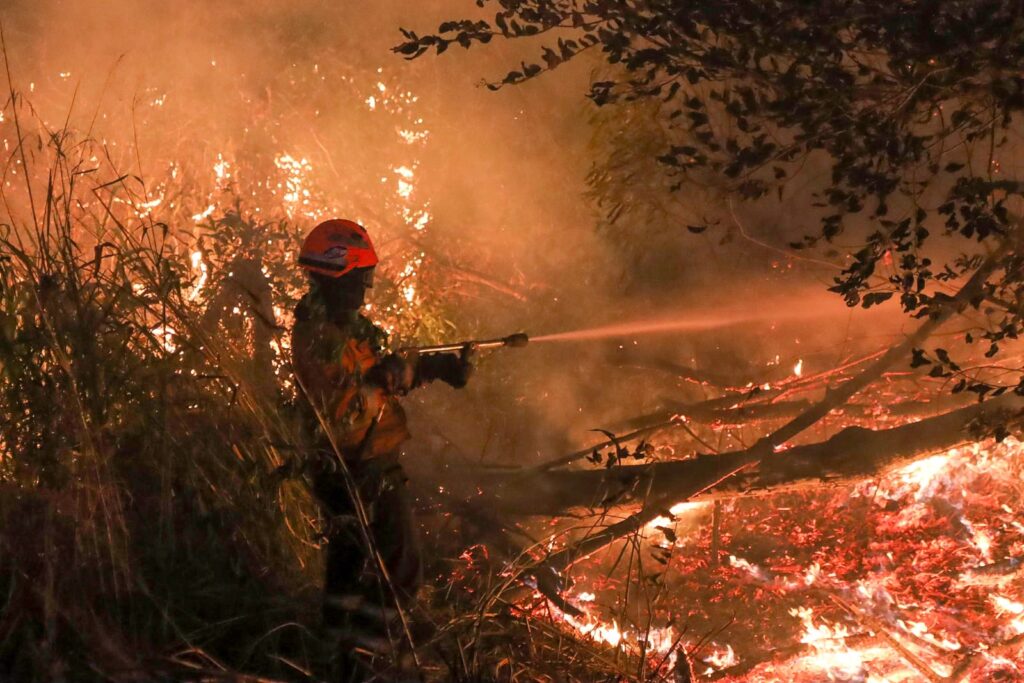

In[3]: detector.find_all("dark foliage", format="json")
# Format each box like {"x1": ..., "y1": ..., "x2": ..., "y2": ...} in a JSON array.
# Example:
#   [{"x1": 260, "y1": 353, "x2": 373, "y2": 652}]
[{"x1": 397, "y1": 0, "x2": 1024, "y2": 396}]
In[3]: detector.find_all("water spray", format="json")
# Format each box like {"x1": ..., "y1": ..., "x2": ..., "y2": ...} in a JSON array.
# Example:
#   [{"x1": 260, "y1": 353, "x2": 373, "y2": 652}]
[
  {"x1": 529, "y1": 304, "x2": 858, "y2": 345},
  {"x1": 403, "y1": 301, "x2": 863, "y2": 357},
  {"x1": 531, "y1": 314, "x2": 780, "y2": 344}
]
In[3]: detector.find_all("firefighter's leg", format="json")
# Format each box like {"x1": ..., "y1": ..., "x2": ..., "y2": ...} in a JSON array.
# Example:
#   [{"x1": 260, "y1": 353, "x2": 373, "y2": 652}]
[
  {"x1": 322, "y1": 521, "x2": 369, "y2": 632},
  {"x1": 319, "y1": 463, "x2": 394, "y2": 682},
  {"x1": 315, "y1": 458, "x2": 367, "y2": 633},
  {"x1": 371, "y1": 459, "x2": 423, "y2": 605},
  {"x1": 365, "y1": 459, "x2": 423, "y2": 677}
]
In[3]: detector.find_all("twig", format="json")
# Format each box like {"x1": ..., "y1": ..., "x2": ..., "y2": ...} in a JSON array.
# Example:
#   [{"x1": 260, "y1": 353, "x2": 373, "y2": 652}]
[{"x1": 526, "y1": 419, "x2": 683, "y2": 475}]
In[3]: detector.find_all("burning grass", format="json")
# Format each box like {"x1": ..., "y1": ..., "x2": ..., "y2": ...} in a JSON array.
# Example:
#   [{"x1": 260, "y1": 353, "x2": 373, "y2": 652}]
[{"x1": 0, "y1": 115, "x2": 327, "y2": 679}]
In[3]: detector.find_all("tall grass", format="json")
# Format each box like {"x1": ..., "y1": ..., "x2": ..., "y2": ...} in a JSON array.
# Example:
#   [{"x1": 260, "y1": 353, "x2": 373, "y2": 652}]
[{"x1": 0, "y1": 94, "x2": 330, "y2": 679}]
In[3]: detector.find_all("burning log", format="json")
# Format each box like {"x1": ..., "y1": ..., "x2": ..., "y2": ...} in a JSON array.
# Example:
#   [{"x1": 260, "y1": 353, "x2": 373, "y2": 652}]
[{"x1": 468, "y1": 393, "x2": 1024, "y2": 516}]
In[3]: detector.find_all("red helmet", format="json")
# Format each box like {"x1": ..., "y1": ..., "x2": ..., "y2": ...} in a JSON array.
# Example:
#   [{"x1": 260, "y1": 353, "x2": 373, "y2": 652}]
[{"x1": 298, "y1": 219, "x2": 379, "y2": 278}]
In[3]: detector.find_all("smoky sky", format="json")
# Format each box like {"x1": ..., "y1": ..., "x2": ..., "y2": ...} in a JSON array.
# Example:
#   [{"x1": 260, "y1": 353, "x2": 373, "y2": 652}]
[{"x1": 0, "y1": 0, "x2": 920, "y2": 467}]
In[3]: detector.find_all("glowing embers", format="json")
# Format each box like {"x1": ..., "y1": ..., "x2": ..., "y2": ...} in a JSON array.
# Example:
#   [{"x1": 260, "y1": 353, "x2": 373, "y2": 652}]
[{"x1": 538, "y1": 436, "x2": 1024, "y2": 681}]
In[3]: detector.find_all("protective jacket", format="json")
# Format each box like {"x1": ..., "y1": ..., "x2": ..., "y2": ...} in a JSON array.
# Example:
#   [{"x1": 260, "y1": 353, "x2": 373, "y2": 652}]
[{"x1": 291, "y1": 292, "x2": 412, "y2": 460}]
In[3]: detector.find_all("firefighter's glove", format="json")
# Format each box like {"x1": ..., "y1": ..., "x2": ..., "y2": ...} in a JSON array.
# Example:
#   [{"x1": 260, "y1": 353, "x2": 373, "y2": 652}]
[
  {"x1": 417, "y1": 343, "x2": 475, "y2": 388},
  {"x1": 366, "y1": 353, "x2": 416, "y2": 395}
]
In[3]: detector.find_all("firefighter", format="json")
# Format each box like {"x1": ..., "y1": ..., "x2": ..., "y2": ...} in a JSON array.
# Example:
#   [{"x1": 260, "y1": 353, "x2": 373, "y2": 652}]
[{"x1": 290, "y1": 219, "x2": 472, "y2": 665}]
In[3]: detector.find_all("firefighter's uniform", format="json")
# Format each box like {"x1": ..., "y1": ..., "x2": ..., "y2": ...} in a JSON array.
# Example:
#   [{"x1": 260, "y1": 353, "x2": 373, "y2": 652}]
[
  {"x1": 291, "y1": 219, "x2": 470, "y2": 676},
  {"x1": 292, "y1": 293, "x2": 421, "y2": 622}
]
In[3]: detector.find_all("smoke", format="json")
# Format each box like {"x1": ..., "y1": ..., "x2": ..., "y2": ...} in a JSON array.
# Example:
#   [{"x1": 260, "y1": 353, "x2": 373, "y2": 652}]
[{"x1": 0, "y1": 0, "x2": 915, "y2": 475}]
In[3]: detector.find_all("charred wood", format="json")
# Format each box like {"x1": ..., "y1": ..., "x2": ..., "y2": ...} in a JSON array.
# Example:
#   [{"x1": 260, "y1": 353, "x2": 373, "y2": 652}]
[{"x1": 469, "y1": 394, "x2": 1024, "y2": 516}]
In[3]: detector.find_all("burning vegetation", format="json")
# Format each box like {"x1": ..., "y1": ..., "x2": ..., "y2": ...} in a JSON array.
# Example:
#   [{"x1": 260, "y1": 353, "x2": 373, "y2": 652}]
[{"x1": 3, "y1": 1, "x2": 1024, "y2": 682}]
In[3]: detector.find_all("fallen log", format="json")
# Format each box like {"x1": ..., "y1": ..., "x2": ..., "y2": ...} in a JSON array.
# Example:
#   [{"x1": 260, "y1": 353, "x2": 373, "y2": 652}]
[{"x1": 465, "y1": 393, "x2": 1024, "y2": 516}]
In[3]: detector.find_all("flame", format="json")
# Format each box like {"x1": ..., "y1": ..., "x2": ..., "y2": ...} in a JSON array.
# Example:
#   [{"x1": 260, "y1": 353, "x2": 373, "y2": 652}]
[
  {"x1": 593, "y1": 621, "x2": 623, "y2": 648},
  {"x1": 212, "y1": 154, "x2": 231, "y2": 187},
  {"x1": 192, "y1": 203, "x2": 216, "y2": 223},
  {"x1": 703, "y1": 643, "x2": 738, "y2": 672},
  {"x1": 151, "y1": 325, "x2": 177, "y2": 353},
  {"x1": 403, "y1": 207, "x2": 431, "y2": 231},
  {"x1": 789, "y1": 606, "x2": 865, "y2": 680},
  {"x1": 961, "y1": 516, "x2": 995, "y2": 563},
  {"x1": 880, "y1": 451, "x2": 955, "y2": 502},
  {"x1": 393, "y1": 165, "x2": 419, "y2": 202},
  {"x1": 561, "y1": 612, "x2": 623, "y2": 648},
  {"x1": 794, "y1": 358, "x2": 804, "y2": 376},
  {"x1": 189, "y1": 250, "x2": 208, "y2": 301},
  {"x1": 646, "y1": 501, "x2": 708, "y2": 534},
  {"x1": 136, "y1": 190, "x2": 165, "y2": 218},
  {"x1": 897, "y1": 619, "x2": 962, "y2": 651},
  {"x1": 992, "y1": 595, "x2": 1024, "y2": 636},
  {"x1": 729, "y1": 555, "x2": 768, "y2": 581},
  {"x1": 402, "y1": 282, "x2": 417, "y2": 303},
  {"x1": 791, "y1": 606, "x2": 851, "y2": 644},
  {"x1": 398, "y1": 128, "x2": 428, "y2": 144},
  {"x1": 549, "y1": 592, "x2": 683, "y2": 669}
]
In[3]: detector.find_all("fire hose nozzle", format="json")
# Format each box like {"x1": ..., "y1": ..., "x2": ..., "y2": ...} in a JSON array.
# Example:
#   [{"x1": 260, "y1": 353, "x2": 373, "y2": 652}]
[
  {"x1": 502, "y1": 332, "x2": 530, "y2": 348},
  {"x1": 403, "y1": 332, "x2": 529, "y2": 356}
]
